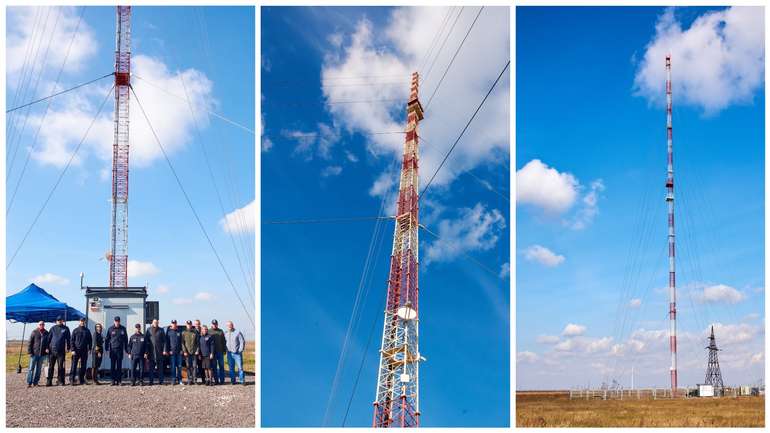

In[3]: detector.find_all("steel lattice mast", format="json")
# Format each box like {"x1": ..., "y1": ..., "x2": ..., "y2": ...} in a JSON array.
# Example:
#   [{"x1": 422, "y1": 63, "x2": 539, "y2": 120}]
[
  {"x1": 704, "y1": 326, "x2": 724, "y2": 391},
  {"x1": 373, "y1": 72, "x2": 424, "y2": 428},
  {"x1": 665, "y1": 54, "x2": 678, "y2": 393},
  {"x1": 109, "y1": 6, "x2": 131, "y2": 288}
]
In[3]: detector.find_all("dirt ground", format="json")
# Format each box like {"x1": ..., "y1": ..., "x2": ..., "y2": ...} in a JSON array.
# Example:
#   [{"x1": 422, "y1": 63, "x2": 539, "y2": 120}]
[
  {"x1": 6, "y1": 372, "x2": 255, "y2": 428},
  {"x1": 516, "y1": 391, "x2": 764, "y2": 427}
]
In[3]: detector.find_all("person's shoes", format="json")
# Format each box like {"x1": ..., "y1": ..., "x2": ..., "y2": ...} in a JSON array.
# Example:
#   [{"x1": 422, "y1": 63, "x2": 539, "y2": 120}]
[
  {"x1": 27, "y1": 384, "x2": 32, "y2": 388},
  {"x1": 140, "y1": 382, "x2": 144, "y2": 386},
  {"x1": 242, "y1": 381, "x2": 247, "y2": 385},
  {"x1": 231, "y1": 381, "x2": 236, "y2": 385},
  {"x1": 46, "y1": 381, "x2": 52, "y2": 387},
  {"x1": 71, "y1": 382, "x2": 76, "y2": 386},
  {"x1": 131, "y1": 382, "x2": 136, "y2": 387},
  {"x1": 111, "y1": 382, "x2": 117, "y2": 386},
  {"x1": 172, "y1": 381, "x2": 177, "y2": 386}
]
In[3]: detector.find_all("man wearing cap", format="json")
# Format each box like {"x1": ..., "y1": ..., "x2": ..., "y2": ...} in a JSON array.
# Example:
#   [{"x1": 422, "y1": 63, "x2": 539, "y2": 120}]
[
  {"x1": 128, "y1": 324, "x2": 147, "y2": 386},
  {"x1": 69, "y1": 317, "x2": 92, "y2": 385},
  {"x1": 26, "y1": 321, "x2": 49, "y2": 388},
  {"x1": 165, "y1": 320, "x2": 183, "y2": 385},
  {"x1": 225, "y1": 321, "x2": 246, "y2": 385},
  {"x1": 104, "y1": 316, "x2": 128, "y2": 385},
  {"x1": 144, "y1": 319, "x2": 166, "y2": 385},
  {"x1": 46, "y1": 316, "x2": 70, "y2": 386},
  {"x1": 209, "y1": 319, "x2": 226, "y2": 385},
  {"x1": 181, "y1": 320, "x2": 200, "y2": 385}
]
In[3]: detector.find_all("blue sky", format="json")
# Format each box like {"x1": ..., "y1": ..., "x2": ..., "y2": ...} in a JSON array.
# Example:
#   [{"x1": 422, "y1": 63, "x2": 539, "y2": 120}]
[
  {"x1": 6, "y1": 6, "x2": 255, "y2": 338},
  {"x1": 517, "y1": 6, "x2": 764, "y2": 390},
  {"x1": 261, "y1": 6, "x2": 509, "y2": 427}
]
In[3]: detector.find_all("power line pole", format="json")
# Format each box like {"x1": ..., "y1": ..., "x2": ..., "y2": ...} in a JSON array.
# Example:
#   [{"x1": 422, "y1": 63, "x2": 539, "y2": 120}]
[
  {"x1": 704, "y1": 326, "x2": 725, "y2": 393},
  {"x1": 665, "y1": 54, "x2": 678, "y2": 395},
  {"x1": 372, "y1": 72, "x2": 424, "y2": 428},
  {"x1": 109, "y1": 6, "x2": 131, "y2": 288}
]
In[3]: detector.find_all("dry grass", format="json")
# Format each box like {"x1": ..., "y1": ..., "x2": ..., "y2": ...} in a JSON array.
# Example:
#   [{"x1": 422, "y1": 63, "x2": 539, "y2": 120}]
[
  {"x1": 516, "y1": 391, "x2": 765, "y2": 427},
  {"x1": 7, "y1": 340, "x2": 255, "y2": 374}
]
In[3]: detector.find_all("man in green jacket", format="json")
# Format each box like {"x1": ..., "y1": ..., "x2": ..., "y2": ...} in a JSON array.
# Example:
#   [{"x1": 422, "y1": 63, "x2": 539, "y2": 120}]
[
  {"x1": 208, "y1": 319, "x2": 227, "y2": 385},
  {"x1": 181, "y1": 321, "x2": 200, "y2": 385}
]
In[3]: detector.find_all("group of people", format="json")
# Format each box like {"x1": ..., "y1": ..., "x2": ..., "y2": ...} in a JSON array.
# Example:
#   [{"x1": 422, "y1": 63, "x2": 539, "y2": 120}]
[{"x1": 26, "y1": 316, "x2": 247, "y2": 387}]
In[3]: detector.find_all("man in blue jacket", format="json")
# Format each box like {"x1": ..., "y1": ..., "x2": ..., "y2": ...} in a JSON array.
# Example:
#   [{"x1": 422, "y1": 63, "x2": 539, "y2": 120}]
[
  {"x1": 128, "y1": 324, "x2": 147, "y2": 386},
  {"x1": 69, "y1": 317, "x2": 92, "y2": 385},
  {"x1": 165, "y1": 320, "x2": 183, "y2": 385},
  {"x1": 46, "y1": 316, "x2": 70, "y2": 386},
  {"x1": 104, "y1": 316, "x2": 128, "y2": 386}
]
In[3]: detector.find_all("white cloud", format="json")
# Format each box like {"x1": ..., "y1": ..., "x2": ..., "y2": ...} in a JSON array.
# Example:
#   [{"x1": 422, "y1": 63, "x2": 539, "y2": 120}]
[
  {"x1": 155, "y1": 284, "x2": 170, "y2": 294},
  {"x1": 523, "y1": 245, "x2": 565, "y2": 267},
  {"x1": 517, "y1": 351, "x2": 539, "y2": 363},
  {"x1": 516, "y1": 159, "x2": 578, "y2": 213},
  {"x1": 345, "y1": 150, "x2": 359, "y2": 162},
  {"x1": 30, "y1": 272, "x2": 69, "y2": 286},
  {"x1": 562, "y1": 323, "x2": 586, "y2": 337},
  {"x1": 425, "y1": 203, "x2": 506, "y2": 263},
  {"x1": 261, "y1": 136, "x2": 273, "y2": 152},
  {"x1": 709, "y1": 322, "x2": 759, "y2": 345},
  {"x1": 321, "y1": 165, "x2": 343, "y2": 177},
  {"x1": 28, "y1": 55, "x2": 216, "y2": 170},
  {"x1": 536, "y1": 335, "x2": 560, "y2": 345},
  {"x1": 567, "y1": 179, "x2": 605, "y2": 230},
  {"x1": 283, "y1": 122, "x2": 340, "y2": 160},
  {"x1": 194, "y1": 292, "x2": 213, "y2": 301},
  {"x1": 633, "y1": 7, "x2": 764, "y2": 114},
  {"x1": 695, "y1": 283, "x2": 746, "y2": 304},
  {"x1": 321, "y1": 7, "x2": 509, "y2": 192},
  {"x1": 629, "y1": 298, "x2": 642, "y2": 308},
  {"x1": 499, "y1": 262, "x2": 510, "y2": 279},
  {"x1": 172, "y1": 298, "x2": 192, "y2": 305},
  {"x1": 127, "y1": 260, "x2": 159, "y2": 278},
  {"x1": 7, "y1": 7, "x2": 98, "y2": 86},
  {"x1": 750, "y1": 352, "x2": 763, "y2": 365},
  {"x1": 220, "y1": 200, "x2": 255, "y2": 234}
]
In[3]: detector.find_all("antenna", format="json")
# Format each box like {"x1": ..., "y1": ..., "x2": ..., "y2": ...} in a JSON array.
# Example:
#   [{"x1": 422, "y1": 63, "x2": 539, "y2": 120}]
[{"x1": 665, "y1": 54, "x2": 678, "y2": 394}]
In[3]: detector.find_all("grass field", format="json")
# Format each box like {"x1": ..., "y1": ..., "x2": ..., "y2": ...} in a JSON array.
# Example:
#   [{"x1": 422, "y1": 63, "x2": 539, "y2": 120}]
[
  {"x1": 516, "y1": 391, "x2": 765, "y2": 427},
  {"x1": 6, "y1": 340, "x2": 255, "y2": 374}
]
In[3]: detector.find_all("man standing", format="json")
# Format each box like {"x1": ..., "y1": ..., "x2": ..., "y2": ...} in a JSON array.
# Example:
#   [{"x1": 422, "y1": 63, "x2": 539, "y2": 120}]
[
  {"x1": 145, "y1": 319, "x2": 166, "y2": 385},
  {"x1": 69, "y1": 317, "x2": 92, "y2": 385},
  {"x1": 91, "y1": 323, "x2": 104, "y2": 385},
  {"x1": 209, "y1": 319, "x2": 226, "y2": 385},
  {"x1": 225, "y1": 321, "x2": 246, "y2": 385},
  {"x1": 26, "y1": 321, "x2": 49, "y2": 388},
  {"x1": 128, "y1": 324, "x2": 147, "y2": 386},
  {"x1": 181, "y1": 321, "x2": 199, "y2": 385},
  {"x1": 193, "y1": 319, "x2": 204, "y2": 382},
  {"x1": 104, "y1": 316, "x2": 128, "y2": 386},
  {"x1": 165, "y1": 320, "x2": 183, "y2": 385},
  {"x1": 46, "y1": 316, "x2": 70, "y2": 386}
]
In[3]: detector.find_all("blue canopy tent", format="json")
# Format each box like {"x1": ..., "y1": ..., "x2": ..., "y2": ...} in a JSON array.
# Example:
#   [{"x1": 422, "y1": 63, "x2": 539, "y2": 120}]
[{"x1": 7, "y1": 283, "x2": 86, "y2": 372}]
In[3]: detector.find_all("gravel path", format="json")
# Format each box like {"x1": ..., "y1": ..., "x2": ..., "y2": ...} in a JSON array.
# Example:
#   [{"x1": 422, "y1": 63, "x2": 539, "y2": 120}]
[{"x1": 6, "y1": 373, "x2": 255, "y2": 427}]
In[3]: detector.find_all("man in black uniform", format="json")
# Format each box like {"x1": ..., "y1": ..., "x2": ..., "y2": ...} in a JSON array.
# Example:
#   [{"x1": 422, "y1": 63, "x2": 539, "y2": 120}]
[
  {"x1": 91, "y1": 323, "x2": 104, "y2": 384},
  {"x1": 46, "y1": 316, "x2": 70, "y2": 386},
  {"x1": 128, "y1": 324, "x2": 147, "y2": 386},
  {"x1": 69, "y1": 317, "x2": 92, "y2": 385},
  {"x1": 104, "y1": 316, "x2": 128, "y2": 386},
  {"x1": 144, "y1": 319, "x2": 166, "y2": 385}
]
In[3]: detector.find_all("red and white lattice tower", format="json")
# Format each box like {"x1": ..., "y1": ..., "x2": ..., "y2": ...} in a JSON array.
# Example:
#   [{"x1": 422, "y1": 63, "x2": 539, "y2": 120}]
[
  {"x1": 665, "y1": 54, "x2": 678, "y2": 393},
  {"x1": 109, "y1": 6, "x2": 131, "y2": 288},
  {"x1": 372, "y1": 72, "x2": 424, "y2": 428}
]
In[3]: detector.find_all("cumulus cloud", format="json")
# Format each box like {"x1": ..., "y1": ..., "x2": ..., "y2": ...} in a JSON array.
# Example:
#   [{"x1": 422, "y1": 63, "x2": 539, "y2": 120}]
[
  {"x1": 127, "y1": 260, "x2": 160, "y2": 278},
  {"x1": 283, "y1": 123, "x2": 340, "y2": 161},
  {"x1": 562, "y1": 323, "x2": 586, "y2": 337},
  {"x1": 425, "y1": 203, "x2": 506, "y2": 263},
  {"x1": 321, "y1": 7, "x2": 509, "y2": 192},
  {"x1": 554, "y1": 336, "x2": 613, "y2": 354},
  {"x1": 516, "y1": 159, "x2": 578, "y2": 213},
  {"x1": 499, "y1": 262, "x2": 510, "y2": 279},
  {"x1": 194, "y1": 292, "x2": 213, "y2": 301},
  {"x1": 220, "y1": 200, "x2": 255, "y2": 234},
  {"x1": 695, "y1": 283, "x2": 747, "y2": 304},
  {"x1": 536, "y1": 335, "x2": 560, "y2": 344},
  {"x1": 567, "y1": 179, "x2": 605, "y2": 230},
  {"x1": 633, "y1": 7, "x2": 765, "y2": 114},
  {"x1": 517, "y1": 351, "x2": 539, "y2": 363},
  {"x1": 321, "y1": 165, "x2": 343, "y2": 177},
  {"x1": 262, "y1": 136, "x2": 273, "y2": 152},
  {"x1": 709, "y1": 322, "x2": 760, "y2": 345},
  {"x1": 30, "y1": 272, "x2": 69, "y2": 286},
  {"x1": 523, "y1": 244, "x2": 565, "y2": 267}
]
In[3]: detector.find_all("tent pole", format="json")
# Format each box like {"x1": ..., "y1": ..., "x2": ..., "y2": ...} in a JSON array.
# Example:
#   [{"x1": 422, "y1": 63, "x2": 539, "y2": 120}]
[{"x1": 17, "y1": 322, "x2": 26, "y2": 373}]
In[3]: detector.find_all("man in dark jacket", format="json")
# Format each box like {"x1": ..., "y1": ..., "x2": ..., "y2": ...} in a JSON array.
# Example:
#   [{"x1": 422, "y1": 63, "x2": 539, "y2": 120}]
[
  {"x1": 104, "y1": 316, "x2": 128, "y2": 385},
  {"x1": 144, "y1": 319, "x2": 166, "y2": 385},
  {"x1": 181, "y1": 321, "x2": 199, "y2": 385},
  {"x1": 165, "y1": 320, "x2": 183, "y2": 385},
  {"x1": 209, "y1": 319, "x2": 227, "y2": 385},
  {"x1": 46, "y1": 316, "x2": 70, "y2": 386},
  {"x1": 128, "y1": 324, "x2": 147, "y2": 386},
  {"x1": 69, "y1": 317, "x2": 92, "y2": 385},
  {"x1": 26, "y1": 321, "x2": 48, "y2": 387},
  {"x1": 91, "y1": 323, "x2": 104, "y2": 385}
]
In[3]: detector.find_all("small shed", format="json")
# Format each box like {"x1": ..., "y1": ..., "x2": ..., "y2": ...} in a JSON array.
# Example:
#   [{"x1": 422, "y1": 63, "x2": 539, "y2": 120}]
[{"x1": 698, "y1": 384, "x2": 715, "y2": 397}]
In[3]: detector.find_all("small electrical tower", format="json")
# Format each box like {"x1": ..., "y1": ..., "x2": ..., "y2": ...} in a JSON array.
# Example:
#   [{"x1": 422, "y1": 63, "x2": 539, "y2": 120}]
[{"x1": 704, "y1": 326, "x2": 725, "y2": 393}]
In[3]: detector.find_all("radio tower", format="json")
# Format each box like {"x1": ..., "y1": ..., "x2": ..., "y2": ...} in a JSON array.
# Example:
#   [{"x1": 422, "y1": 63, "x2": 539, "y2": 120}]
[
  {"x1": 372, "y1": 72, "x2": 424, "y2": 428},
  {"x1": 704, "y1": 326, "x2": 725, "y2": 392},
  {"x1": 665, "y1": 54, "x2": 678, "y2": 394},
  {"x1": 108, "y1": 6, "x2": 131, "y2": 288}
]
